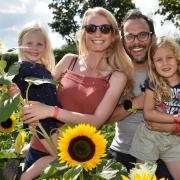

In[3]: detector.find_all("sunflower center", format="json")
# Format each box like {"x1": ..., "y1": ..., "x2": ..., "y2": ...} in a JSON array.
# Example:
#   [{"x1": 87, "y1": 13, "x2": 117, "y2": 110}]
[
  {"x1": 1, "y1": 118, "x2": 13, "y2": 128},
  {"x1": 68, "y1": 136, "x2": 95, "y2": 162}
]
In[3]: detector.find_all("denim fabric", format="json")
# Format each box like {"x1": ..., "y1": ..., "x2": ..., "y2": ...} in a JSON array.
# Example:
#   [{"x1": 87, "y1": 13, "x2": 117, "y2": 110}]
[{"x1": 23, "y1": 147, "x2": 49, "y2": 171}]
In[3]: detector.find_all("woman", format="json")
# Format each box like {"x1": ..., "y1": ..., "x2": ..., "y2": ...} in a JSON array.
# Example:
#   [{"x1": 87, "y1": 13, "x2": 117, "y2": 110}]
[
  {"x1": 22, "y1": 7, "x2": 133, "y2": 138},
  {"x1": 20, "y1": 8, "x2": 134, "y2": 178}
]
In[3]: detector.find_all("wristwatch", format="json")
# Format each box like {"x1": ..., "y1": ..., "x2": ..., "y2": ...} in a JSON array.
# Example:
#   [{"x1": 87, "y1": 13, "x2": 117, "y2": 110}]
[{"x1": 123, "y1": 99, "x2": 137, "y2": 113}]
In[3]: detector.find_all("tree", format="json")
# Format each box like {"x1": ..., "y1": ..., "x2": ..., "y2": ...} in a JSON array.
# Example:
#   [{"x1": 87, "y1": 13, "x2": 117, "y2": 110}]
[
  {"x1": 48, "y1": 0, "x2": 135, "y2": 44},
  {"x1": 155, "y1": 0, "x2": 180, "y2": 29}
]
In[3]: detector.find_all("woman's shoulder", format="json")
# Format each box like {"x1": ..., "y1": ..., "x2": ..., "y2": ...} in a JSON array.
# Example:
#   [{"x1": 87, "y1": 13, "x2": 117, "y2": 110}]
[
  {"x1": 62, "y1": 53, "x2": 78, "y2": 61},
  {"x1": 111, "y1": 70, "x2": 127, "y2": 80}
]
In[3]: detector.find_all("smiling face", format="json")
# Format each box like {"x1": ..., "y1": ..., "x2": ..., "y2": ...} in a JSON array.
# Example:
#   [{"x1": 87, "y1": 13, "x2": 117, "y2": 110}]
[
  {"x1": 153, "y1": 46, "x2": 178, "y2": 83},
  {"x1": 85, "y1": 14, "x2": 112, "y2": 53},
  {"x1": 123, "y1": 18, "x2": 153, "y2": 64},
  {"x1": 21, "y1": 30, "x2": 46, "y2": 63}
]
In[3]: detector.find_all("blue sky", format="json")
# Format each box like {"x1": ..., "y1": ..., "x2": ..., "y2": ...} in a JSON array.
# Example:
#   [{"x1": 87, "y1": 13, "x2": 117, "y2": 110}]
[{"x1": 0, "y1": 0, "x2": 179, "y2": 51}]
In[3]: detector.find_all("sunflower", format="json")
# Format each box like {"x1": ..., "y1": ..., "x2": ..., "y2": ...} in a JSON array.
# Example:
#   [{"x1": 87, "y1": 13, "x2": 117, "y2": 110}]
[
  {"x1": 0, "y1": 114, "x2": 16, "y2": 133},
  {"x1": 57, "y1": 124, "x2": 107, "y2": 171}
]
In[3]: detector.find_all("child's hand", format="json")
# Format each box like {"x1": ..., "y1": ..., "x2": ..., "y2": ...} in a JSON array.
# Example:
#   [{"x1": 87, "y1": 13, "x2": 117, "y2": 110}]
[{"x1": 8, "y1": 83, "x2": 21, "y2": 96}]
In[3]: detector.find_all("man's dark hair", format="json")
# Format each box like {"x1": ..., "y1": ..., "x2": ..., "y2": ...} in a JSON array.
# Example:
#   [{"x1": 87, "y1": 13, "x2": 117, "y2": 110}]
[{"x1": 120, "y1": 9, "x2": 155, "y2": 37}]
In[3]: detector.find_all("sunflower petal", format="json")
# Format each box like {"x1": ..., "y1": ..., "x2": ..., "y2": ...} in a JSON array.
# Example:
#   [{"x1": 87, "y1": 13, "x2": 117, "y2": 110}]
[{"x1": 15, "y1": 130, "x2": 26, "y2": 155}]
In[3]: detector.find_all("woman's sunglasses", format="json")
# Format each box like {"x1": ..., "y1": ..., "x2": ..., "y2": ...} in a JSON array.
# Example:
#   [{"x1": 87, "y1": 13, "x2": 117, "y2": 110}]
[{"x1": 84, "y1": 24, "x2": 112, "y2": 34}]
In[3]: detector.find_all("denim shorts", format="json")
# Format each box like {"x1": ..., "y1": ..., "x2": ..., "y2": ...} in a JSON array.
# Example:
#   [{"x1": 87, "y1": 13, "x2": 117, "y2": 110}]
[{"x1": 23, "y1": 147, "x2": 49, "y2": 171}]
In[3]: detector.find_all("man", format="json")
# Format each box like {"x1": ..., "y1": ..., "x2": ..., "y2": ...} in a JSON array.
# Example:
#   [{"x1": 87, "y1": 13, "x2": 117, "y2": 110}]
[{"x1": 108, "y1": 9, "x2": 173, "y2": 179}]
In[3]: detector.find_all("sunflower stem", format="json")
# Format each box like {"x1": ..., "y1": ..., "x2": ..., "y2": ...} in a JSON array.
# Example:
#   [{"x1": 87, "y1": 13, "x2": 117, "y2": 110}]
[
  {"x1": 25, "y1": 82, "x2": 32, "y2": 103},
  {"x1": 79, "y1": 171, "x2": 84, "y2": 180},
  {"x1": 37, "y1": 123, "x2": 57, "y2": 154}
]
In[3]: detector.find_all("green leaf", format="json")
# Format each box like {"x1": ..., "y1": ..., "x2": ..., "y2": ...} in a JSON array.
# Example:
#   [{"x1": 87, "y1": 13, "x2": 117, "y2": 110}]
[
  {"x1": 25, "y1": 77, "x2": 58, "y2": 86},
  {"x1": 0, "y1": 76, "x2": 11, "y2": 85},
  {"x1": 0, "y1": 59, "x2": 7, "y2": 74},
  {"x1": 63, "y1": 165, "x2": 83, "y2": 180},
  {"x1": 37, "y1": 159, "x2": 69, "y2": 180},
  {"x1": 7, "y1": 63, "x2": 20, "y2": 77},
  {"x1": 0, "y1": 152, "x2": 17, "y2": 159},
  {"x1": 95, "y1": 159, "x2": 127, "y2": 180},
  {"x1": 0, "y1": 94, "x2": 21, "y2": 122}
]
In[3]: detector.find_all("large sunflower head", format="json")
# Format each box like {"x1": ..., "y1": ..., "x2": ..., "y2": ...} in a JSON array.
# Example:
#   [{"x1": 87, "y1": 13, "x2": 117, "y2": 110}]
[
  {"x1": 57, "y1": 124, "x2": 107, "y2": 171},
  {"x1": 0, "y1": 114, "x2": 16, "y2": 133}
]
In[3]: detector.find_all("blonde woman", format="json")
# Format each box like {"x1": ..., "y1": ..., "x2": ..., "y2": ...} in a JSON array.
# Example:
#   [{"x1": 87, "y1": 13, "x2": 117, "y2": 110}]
[{"x1": 21, "y1": 7, "x2": 133, "y2": 179}]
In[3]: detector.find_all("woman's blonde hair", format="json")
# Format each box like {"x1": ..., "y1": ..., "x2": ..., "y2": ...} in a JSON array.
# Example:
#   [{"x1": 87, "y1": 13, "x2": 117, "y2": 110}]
[
  {"x1": 77, "y1": 7, "x2": 134, "y2": 97},
  {"x1": 148, "y1": 36, "x2": 180, "y2": 104},
  {"x1": 18, "y1": 22, "x2": 55, "y2": 72}
]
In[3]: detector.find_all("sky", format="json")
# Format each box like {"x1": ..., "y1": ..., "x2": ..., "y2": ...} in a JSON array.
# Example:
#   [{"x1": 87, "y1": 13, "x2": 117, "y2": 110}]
[{"x1": 0, "y1": 0, "x2": 179, "y2": 51}]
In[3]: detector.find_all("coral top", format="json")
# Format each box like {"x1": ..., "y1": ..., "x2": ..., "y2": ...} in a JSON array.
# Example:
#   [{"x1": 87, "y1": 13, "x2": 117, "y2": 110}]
[
  {"x1": 58, "y1": 70, "x2": 110, "y2": 114},
  {"x1": 31, "y1": 58, "x2": 110, "y2": 152}
]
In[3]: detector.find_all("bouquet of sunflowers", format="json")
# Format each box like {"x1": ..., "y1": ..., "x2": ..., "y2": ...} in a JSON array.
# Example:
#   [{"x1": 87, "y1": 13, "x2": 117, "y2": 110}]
[
  {"x1": 37, "y1": 123, "x2": 167, "y2": 180},
  {"x1": 38, "y1": 123, "x2": 128, "y2": 180}
]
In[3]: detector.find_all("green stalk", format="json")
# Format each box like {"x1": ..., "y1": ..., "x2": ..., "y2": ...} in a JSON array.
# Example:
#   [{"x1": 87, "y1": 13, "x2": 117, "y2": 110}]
[
  {"x1": 25, "y1": 82, "x2": 57, "y2": 154},
  {"x1": 37, "y1": 123, "x2": 57, "y2": 154},
  {"x1": 25, "y1": 82, "x2": 32, "y2": 103},
  {"x1": 79, "y1": 171, "x2": 84, "y2": 180}
]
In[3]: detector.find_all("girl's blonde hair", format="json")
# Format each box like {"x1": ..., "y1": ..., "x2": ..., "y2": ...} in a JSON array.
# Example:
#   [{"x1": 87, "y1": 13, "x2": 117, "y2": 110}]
[
  {"x1": 148, "y1": 36, "x2": 180, "y2": 104},
  {"x1": 18, "y1": 22, "x2": 55, "y2": 72},
  {"x1": 77, "y1": 7, "x2": 134, "y2": 97}
]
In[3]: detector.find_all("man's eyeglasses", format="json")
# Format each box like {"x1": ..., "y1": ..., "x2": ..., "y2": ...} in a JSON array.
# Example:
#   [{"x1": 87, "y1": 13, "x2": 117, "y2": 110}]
[
  {"x1": 84, "y1": 24, "x2": 112, "y2": 34},
  {"x1": 124, "y1": 32, "x2": 152, "y2": 42}
]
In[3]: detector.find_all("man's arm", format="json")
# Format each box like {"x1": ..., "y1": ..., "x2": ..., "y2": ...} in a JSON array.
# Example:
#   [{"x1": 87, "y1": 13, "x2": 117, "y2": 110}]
[{"x1": 108, "y1": 93, "x2": 144, "y2": 123}]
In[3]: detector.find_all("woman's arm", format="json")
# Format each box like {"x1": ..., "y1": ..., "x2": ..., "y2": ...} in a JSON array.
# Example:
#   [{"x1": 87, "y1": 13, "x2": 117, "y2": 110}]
[
  {"x1": 144, "y1": 89, "x2": 174, "y2": 123},
  {"x1": 21, "y1": 71, "x2": 127, "y2": 129}
]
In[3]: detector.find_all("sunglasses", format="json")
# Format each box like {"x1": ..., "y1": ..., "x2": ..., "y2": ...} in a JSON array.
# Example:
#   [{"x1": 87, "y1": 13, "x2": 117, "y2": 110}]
[{"x1": 84, "y1": 24, "x2": 112, "y2": 34}]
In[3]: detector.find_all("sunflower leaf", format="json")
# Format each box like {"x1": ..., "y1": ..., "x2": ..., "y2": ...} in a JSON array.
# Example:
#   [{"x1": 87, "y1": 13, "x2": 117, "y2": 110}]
[
  {"x1": 0, "y1": 94, "x2": 21, "y2": 122},
  {"x1": 0, "y1": 59, "x2": 7, "y2": 74},
  {"x1": 0, "y1": 76, "x2": 12, "y2": 85},
  {"x1": 6, "y1": 63, "x2": 20, "y2": 77},
  {"x1": 37, "y1": 160, "x2": 69, "y2": 180},
  {"x1": 25, "y1": 77, "x2": 57, "y2": 86},
  {"x1": 95, "y1": 159, "x2": 128, "y2": 180},
  {"x1": 63, "y1": 165, "x2": 83, "y2": 180}
]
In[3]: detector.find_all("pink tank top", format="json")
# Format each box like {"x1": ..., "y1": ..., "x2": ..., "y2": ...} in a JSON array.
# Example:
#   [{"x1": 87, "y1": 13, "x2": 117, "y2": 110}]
[
  {"x1": 31, "y1": 58, "x2": 110, "y2": 152},
  {"x1": 58, "y1": 70, "x2": 110, "y2": 114}
]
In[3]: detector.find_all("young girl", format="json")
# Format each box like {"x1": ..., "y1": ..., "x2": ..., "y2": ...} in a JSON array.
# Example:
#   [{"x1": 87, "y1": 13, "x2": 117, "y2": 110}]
[
  {"x1": 130, "y1": 36, "x2": 180, "y2": 179},
  {"x1": 12, "y1": 22, "x2": 62, "y2": 180}
]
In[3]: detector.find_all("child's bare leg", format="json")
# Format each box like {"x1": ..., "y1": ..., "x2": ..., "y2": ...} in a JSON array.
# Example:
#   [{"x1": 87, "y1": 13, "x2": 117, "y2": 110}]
[
  {"x1": 20, "y1": 155, "x2": 56, "y2": 180},
  {"x1": 165, "y1": 160, "x2": 180, "y2": 180},
  {"x1": 20, "y1": 133, "x2": 58, "y2": 180}
]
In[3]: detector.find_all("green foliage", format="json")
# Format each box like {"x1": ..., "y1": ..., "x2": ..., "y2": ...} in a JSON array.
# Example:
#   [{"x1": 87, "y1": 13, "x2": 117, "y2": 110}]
[
  {"x1": 48, "y1": 0, "x2": 135, "y2": 44},
  {"x1": 38, "y1": 158, "x2": 127, "y2": 180},
  {"x1": 0, "y1": 53, "x2": 18, "y2": 71},
  {"x1": 175, "y1": 35, "x2": 180, "y2": 45},
  {"x1": 1, "y1": 43, "x2": 77, "y2": 66},
  {"x1": 101, "y1": 123, "x2": 115, "y2": 148},
  {"x1": 54, "y1": 43, "x2": 78, "y2": 64},
  {"x1": 155, "y1": 0, "x2": 180, "y2": 29},
  {"x1": 0, "y1": 60, "x2": 21, "y2": 122}
]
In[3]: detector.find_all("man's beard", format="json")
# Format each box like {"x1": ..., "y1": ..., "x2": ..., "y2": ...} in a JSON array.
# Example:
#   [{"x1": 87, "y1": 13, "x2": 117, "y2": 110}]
[
  {"x1": 124, "y1": 44, "x2": 148, "y2": 64},
  {"x1": 130, "y1": 53, "x2": 147, "y2": 64}
]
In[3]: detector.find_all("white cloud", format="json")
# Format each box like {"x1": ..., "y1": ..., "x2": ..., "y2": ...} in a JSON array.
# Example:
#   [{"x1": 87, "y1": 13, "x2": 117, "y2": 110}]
[
  {"x1": 0, "y1": 0, "x2": 179, "y2": 51},
  {"x1": 0, "y1": 1, "x2": 26, "y2": 14}
]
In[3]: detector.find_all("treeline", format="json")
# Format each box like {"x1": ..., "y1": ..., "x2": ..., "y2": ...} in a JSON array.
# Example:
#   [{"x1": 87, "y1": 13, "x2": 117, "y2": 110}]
[{"x1": 1, "y1": 43, "x2": 78, "y2": 70}]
